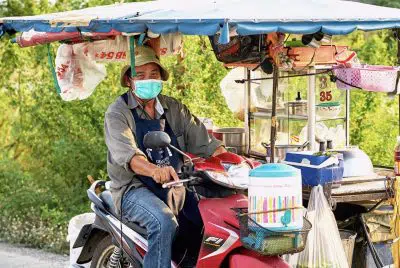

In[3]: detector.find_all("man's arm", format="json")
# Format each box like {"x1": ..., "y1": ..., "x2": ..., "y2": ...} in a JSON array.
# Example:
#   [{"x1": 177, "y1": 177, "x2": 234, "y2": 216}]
[{"x1": 105, "y1": 110, "x2": 178, "y2": 183}]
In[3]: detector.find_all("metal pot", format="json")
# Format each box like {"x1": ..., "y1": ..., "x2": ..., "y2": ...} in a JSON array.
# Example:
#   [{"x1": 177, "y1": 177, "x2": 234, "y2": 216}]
[
  {"x1": 261, "y1": 141, "x2": 309, "y2": 161},
  {"x1": 213, "y1": 128, "x2": 247, "y2": 154}
]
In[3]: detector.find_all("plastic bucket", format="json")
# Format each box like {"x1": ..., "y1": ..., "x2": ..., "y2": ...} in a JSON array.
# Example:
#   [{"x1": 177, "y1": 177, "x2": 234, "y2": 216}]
[{"x1": 340, "y1": 229, "x2": 357, "y2": 267}]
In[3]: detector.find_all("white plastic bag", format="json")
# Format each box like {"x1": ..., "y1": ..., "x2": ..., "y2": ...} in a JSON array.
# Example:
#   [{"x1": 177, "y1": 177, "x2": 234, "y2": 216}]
[
  {"x1": 55, "y1": 44, "x2": 106, "y2": 101},
  {"x1": 67, "y1": 213, "x2": 96, "y2": 268},
  {"x1": 220, "y1": 67, "x2": 288, "y2": 121},
  {"x1": 220, "y1": 67, "x2": 260, "y2": 120},
  {"x1": 296, "y1": 185, "x2": 348, "y2": 268},
  {"x1": 82, "y1": 35, "x2": 129, "y2": 62}
]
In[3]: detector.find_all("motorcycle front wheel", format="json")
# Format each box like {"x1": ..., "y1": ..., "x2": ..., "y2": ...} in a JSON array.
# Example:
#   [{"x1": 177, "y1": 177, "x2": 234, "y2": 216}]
[{"x1": 90, "y1": 235, "x2": 141, "y2": 268}]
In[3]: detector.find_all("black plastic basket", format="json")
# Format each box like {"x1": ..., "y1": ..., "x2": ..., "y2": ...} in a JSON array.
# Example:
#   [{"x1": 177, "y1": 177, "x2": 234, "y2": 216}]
[{"x1": 234, "y1": 208, "x2": 312, "y2": 256}]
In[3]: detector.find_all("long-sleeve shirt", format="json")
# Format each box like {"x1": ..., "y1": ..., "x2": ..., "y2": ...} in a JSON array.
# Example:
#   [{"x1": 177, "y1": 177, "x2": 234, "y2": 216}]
[{"x1": 104, "y1": 91, "x2": 223, "y2": 215}]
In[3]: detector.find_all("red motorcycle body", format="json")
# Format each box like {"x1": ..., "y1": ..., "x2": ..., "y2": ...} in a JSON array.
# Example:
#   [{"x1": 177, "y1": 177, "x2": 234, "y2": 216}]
[
  {"x1": 190, "y1": 152, "x2": 289, "y2": 267},
  {"x1": 196, "y1": 195, "x2": 289, "y2": 268}
]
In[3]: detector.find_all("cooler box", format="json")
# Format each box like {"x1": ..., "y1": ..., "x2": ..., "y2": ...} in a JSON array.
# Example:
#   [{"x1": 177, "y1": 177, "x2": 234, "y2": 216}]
[{"x1": 283, "y1": 151, "x2": 344, "y2": 186}]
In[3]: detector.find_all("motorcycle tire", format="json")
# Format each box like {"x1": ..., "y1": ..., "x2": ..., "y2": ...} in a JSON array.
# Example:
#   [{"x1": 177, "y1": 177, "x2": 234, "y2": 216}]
[{"x1": 90, "y1": 235, "x2": 141, "y2": 268}]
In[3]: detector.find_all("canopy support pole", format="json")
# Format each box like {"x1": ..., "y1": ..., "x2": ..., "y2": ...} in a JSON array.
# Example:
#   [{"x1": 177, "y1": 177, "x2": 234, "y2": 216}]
[
  {"x1": 397, "y1": 28, "x2": 400, "y2": 136},
  {"x1": 307, "y1": 66, "x2": 316, "y2": 151},
  {"x1": 245, "y1": 68, "x2": 251, "y2": 155},
  {"x1": 46, "y1": 43, "x2": 61, "y2": 95},
  {"x1": 129, "y1": 36, "x2": 137, "y2": 78},
  {"x1": 346, "y1": 88, "x2": 350, "y2": 147},
  {"x1": 270, "y1": 65, "x2": 279, "y2": 163}
]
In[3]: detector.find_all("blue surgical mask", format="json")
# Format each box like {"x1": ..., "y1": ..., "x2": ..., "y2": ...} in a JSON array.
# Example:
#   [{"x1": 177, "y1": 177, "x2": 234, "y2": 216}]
[{"x1": 133, "y1": 79, "x2": 163, "y2": 100}]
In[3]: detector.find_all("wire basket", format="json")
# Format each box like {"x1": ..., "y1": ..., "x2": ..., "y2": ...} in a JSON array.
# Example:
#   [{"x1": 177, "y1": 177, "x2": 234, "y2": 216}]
[{"x1": 235, "y1": 208, "x2": 312, "y2": 256}]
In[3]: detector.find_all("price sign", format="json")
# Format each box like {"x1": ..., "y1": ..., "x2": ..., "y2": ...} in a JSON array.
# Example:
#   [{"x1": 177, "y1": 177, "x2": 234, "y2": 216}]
[
  {"x1": 320, "y1": 91, "x2": 332, "y2": 102},
  {"x1": 319, "y1": 76, "x2": 332, "y2": 102}
]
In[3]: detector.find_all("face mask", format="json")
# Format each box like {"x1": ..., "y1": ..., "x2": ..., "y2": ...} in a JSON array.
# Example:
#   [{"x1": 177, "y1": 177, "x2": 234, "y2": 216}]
[{"x1": 133, "y1": 79, "x2": 163, "y2": 100}]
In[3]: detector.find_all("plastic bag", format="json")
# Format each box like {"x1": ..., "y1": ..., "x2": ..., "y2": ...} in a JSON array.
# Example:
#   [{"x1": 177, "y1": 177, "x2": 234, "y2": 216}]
[
  {"x1": 220, "y1": 67, "x2": 259, "y2": 120},
  {"x1": 83, "y1": 35, "x2": 129, "y2": 62},
  {"x1": 67, "y1": 213, "x2": 96, "y2": 268},
  {"x1": 335, "y1": 48, "x2": 360, "y2": 68},
  {"x1": 55, "y1": 44, "x2": 107, "y2": 101},
  {"x1": 296, "y1": 185, "x2": 348, "y2": 268}
]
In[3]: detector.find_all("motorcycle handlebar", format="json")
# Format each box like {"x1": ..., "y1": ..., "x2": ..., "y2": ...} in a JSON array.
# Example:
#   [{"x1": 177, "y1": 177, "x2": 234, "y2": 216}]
[
  {"x1": 162, "y1": 178, "x2": 191, "y2": 188},
  {"x1": 162, "y1": 171, "x2": 202, "y2": 188}
]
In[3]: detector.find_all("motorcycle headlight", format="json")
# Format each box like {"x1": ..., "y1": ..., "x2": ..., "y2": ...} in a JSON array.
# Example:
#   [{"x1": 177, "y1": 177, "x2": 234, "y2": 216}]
[
  {"x1": 205, "y1": 166, "x2": 249, "y2": 190},
  {"x1": 221, "y1": 162, "x2": 251, "y2": 172}
]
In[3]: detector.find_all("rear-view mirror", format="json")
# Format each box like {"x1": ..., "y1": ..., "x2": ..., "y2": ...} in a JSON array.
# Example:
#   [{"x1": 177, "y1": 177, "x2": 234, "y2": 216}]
[{"x1": 143, "y1": 131, "x2": 171, "y2": 150}]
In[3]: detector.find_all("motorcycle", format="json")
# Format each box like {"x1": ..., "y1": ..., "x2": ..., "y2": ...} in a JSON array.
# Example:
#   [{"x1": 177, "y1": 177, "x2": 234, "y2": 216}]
[{"x1": 71, "y1": 131, "x2": 290, "y2": 268}]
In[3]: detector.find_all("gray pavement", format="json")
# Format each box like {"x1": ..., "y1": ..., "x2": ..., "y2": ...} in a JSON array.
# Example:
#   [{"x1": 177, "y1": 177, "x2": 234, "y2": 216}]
[{"x1": 0, "y1": 242, "x2": 69, "y2": 268}]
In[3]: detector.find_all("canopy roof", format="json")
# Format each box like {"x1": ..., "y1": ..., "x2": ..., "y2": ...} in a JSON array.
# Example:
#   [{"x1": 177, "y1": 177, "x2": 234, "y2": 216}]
[{"x1": 1, "y1": 0, "x2": 400, "y2": 40}]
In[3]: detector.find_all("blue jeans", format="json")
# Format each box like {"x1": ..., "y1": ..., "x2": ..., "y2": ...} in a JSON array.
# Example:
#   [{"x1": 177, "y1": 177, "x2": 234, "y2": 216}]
[{"x1": 122, "y1": 187, "x2": 178, "y2": 268}]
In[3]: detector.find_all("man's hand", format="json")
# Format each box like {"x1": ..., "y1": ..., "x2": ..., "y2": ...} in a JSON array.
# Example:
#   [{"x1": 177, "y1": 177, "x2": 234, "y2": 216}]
[
  {"x1": 130, "y1": 155, "x2": 179, "y2": 184},
  {"x1": 151, "y1": 166, "x2": 179, "y2": 184}
]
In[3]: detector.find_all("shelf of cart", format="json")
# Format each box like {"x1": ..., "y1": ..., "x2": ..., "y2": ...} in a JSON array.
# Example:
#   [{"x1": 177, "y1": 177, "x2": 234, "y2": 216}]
[
  {"x1": 250, "y1": 112, "x2": 307, "y2": 121},
  {"x1": 250, "y1": 112, "x2": 346, "y2": 122},
  {"x1": 316, "y1": 116, "x2": 346, "y2": 122}
]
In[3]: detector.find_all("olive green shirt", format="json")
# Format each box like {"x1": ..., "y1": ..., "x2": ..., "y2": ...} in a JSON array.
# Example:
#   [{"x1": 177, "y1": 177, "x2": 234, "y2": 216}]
[{"x1": 104, "y1": 91, "x2": 223, "y2": 215}]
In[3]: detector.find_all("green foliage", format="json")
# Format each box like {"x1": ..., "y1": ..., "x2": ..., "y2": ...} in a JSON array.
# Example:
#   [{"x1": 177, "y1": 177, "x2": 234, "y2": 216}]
[
  {"x1": 0, "y1": 0, "x2": 399, "y2": 254},
  {"x1": 360, "y1": 0, "x2": 400, "y2": 8}
]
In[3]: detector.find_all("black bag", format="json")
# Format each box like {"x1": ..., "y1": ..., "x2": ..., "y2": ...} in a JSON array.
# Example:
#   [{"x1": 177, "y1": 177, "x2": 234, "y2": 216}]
[{"x1": 209, "y1": 34, "x2": 266, "y2": 64}]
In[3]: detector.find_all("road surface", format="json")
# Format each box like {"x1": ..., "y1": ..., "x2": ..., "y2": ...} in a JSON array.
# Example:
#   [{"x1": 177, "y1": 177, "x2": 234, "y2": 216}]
[{"x1": 0, "y1": 242, "x2": 69, "y2": 268}]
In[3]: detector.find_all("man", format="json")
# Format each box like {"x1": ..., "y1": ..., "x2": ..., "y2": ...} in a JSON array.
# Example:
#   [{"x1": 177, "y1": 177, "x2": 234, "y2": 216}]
[{"x1": 104, "y1": 45, "x2": 226, "y2": 267}]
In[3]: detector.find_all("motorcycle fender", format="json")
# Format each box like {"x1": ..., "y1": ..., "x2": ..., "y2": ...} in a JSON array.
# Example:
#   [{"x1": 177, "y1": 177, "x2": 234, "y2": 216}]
[
  {"x1": 74, "y1": 223, "x2": 109, "y2": 264},
  {"x1": 229, "y1": 254, "x2": 290, "y2": 268}
]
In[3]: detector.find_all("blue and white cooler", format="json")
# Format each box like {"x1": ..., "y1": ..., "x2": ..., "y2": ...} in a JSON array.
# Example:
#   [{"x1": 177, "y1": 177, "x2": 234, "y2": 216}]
[{"x1": 283, "y1": 151, "x2": 344, "y2": 186}]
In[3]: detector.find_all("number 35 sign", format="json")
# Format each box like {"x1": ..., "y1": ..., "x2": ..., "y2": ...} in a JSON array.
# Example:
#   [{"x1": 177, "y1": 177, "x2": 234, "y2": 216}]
[
  {"x1": 320, "y1": 91, "x2": 332, "y2": 102},
  {"x1": 319, "y1": 76, "x2": 332, "y2": 102}
]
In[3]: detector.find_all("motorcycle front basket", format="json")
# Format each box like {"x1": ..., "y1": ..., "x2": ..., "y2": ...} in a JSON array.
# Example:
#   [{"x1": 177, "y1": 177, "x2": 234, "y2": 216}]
[{"x1": 235, "y1": 208, "x2": 312, "y2": 256}]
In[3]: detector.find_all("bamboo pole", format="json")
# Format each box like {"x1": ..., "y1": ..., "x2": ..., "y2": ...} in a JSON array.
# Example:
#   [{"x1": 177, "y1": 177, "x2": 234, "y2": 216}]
[
  {"x1": 270, "y1": 65, "x2": 279, "y2": 163},
  {"x1": 393, "y1": 28, "x2": 400, "y2": 268},
  {"x1": 391, "y1": 177, "x2": 400, "y2": 268}
]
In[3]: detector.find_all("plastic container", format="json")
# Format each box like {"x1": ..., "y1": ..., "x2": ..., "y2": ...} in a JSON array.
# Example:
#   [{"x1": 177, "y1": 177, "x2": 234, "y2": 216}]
[
  {"x1": 316, "y1": 101, "x2": 341, "y2": 118},
  {"x1": 340, "y1": 229, "x2": 357, "y2": 267},
  {"x1": 248, "y1": 164, "x2": 303, "y2": 230},
  {"x1": 284, "y1": 151, "x2": 344, "y2": 186},
  {"x1": 394, "y1": 136, "x2": 400, "y2": 176},
  {"x1": 364, "y1": 242, "x2": 394, "y2": 268}
]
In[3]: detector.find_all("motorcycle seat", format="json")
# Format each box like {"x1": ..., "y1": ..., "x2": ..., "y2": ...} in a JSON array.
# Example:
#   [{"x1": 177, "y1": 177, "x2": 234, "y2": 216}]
[
  {"x1": 99, "y1": 190, "x2": 148, "y2": 239},
  {"x1": 99, "y1": 190, "x2": 118, "y2": 217}
]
